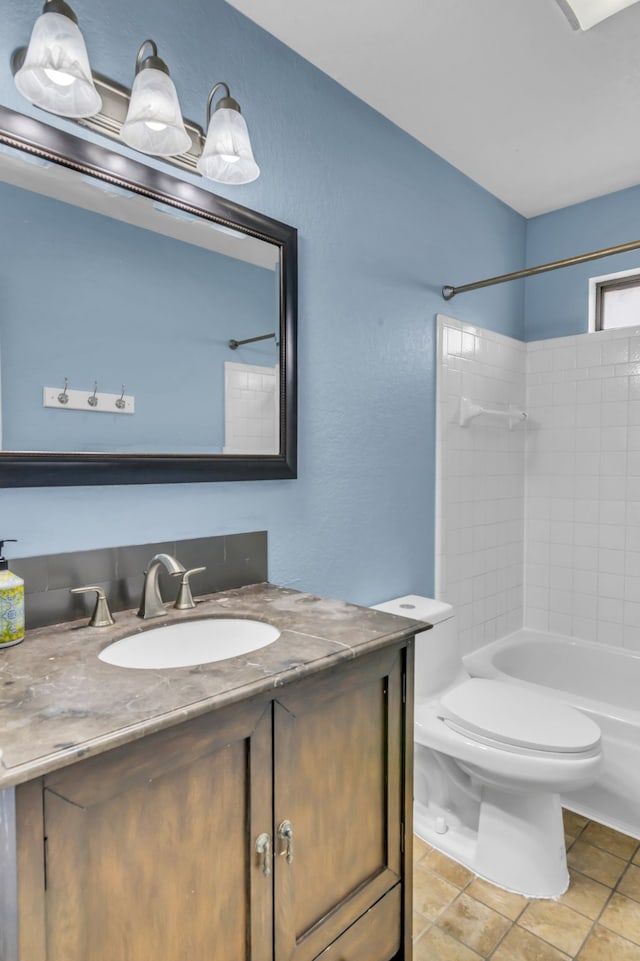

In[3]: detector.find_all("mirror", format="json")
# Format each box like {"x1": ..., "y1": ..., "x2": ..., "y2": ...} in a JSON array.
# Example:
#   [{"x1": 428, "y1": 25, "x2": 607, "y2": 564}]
[{"x1": 0, "y1": 106, "x2": 297, "y2": 486}]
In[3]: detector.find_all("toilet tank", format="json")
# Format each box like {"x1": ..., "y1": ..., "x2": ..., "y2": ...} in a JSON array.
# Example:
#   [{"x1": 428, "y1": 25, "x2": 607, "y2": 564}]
[{"x1": 371, "y1": 595, "x2": 460, "y2": 698}]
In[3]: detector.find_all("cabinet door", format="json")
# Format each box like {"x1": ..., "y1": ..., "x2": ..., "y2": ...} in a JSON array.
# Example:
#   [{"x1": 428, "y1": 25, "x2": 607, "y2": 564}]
[
  {"x1": 273, "y1": 647, "x2": 405, "y2": 961},
  {"x1": 42, "y1": 699, "x2": 273, "y2": 961}
]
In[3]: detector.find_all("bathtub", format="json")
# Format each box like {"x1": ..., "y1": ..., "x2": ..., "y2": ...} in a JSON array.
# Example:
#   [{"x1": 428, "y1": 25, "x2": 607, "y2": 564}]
[{"x1": 464, "y1": 629, "x2": 640, "y2": 840}]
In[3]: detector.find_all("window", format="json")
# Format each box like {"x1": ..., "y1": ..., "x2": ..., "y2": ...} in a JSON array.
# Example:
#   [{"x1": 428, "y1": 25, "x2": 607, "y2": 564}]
[{"x1": 589, "y1": 267, "x2": 640, "y2": 331}]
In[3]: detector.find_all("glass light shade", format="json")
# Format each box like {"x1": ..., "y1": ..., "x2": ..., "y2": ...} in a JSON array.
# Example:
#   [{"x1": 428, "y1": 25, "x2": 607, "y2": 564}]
[
  {"x1": 14, "y1": 11, "x2": 101, "y2": 118},
  {"x1": 556, "y1": 0, "x2": 640, "y2": 29},
  {"x1": 197, "y1": 108, "x2": 260, "y2": 185},
  {"x1": 120, "y1": 68, "x2": 191, "y2": 157}
]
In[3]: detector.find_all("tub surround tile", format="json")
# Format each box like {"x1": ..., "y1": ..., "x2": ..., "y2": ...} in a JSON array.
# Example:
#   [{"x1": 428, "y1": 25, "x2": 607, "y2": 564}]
[
  {"x1": 492, "y1": 925, "x2": 572, "y2": 961},
  {"x1": 437, "y1": 892, "x2": 511, "y2": 955},
  {"x1": 518, "y1": 900, "x2": 593, "y2": 956},
  {"x1": 567, "y1": 841, "x2": 628, "y2": 888},
  {"x1": 577, "y1": 926, "x2": 640, "y2": 961},
  {"x1": 439, "y1": 320, "x2": 640, "y2": 651}
]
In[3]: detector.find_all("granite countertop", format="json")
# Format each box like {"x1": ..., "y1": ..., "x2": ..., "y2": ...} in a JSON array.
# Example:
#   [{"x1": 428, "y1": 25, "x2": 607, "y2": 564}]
[{"x1": 0, "y1": 582, "x2": 423, "y2": 789}]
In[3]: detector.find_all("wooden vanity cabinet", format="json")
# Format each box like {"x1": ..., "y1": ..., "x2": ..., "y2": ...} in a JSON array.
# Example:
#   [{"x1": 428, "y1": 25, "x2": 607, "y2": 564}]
[{"x1": 15, "y1": 643, "x2": 413, "y2": 961}]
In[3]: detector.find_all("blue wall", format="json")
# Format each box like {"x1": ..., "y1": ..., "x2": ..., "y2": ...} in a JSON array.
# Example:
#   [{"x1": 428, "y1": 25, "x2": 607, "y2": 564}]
[
  {"x1": 1, "y1": 0, "x2": 525, "y2": 605},
  {"x1": 525, "y1": 184, "x2": 640, "y2": 341}
]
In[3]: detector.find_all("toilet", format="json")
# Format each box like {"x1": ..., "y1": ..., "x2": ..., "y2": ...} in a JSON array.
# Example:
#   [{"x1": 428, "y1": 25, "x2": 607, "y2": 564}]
[{"x1": 372, "y1": 596, "x2": 603, "y2": 898}]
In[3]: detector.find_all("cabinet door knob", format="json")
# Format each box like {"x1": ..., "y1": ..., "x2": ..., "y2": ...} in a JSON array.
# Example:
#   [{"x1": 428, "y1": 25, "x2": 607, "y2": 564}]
[
  {"x1": 255, "y1": 832, "x2": 271, "y2": 877},
  {"x1": 277, "y1": 819, "x2": 294, "y2": 864}
]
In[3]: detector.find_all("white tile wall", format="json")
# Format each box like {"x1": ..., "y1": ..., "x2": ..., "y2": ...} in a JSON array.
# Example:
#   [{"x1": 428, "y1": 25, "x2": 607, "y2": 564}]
[
  {"x1": 436, "y1": 315, "x2": 526, "y2": 654},
  {"x1": 437, "y1": 317, "x2": 640, "y2": 654},
  {"x1": 525, "y1": 325, "x2": 640, "y2": 651},
  {"x1": 223, "y1": 361, "x2": 279, "y2": 454}
]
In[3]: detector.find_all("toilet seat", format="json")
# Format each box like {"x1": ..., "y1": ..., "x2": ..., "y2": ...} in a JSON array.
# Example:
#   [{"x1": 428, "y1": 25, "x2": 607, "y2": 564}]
[{"x1": 439, "y1": 678, "x2": 601, "y2": 755}]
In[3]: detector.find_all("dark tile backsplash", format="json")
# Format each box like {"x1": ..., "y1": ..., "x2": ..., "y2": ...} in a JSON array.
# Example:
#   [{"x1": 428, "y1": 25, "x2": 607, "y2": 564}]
[{"x1": 9, "y1": 532, "x2": 268, "y2": 630}]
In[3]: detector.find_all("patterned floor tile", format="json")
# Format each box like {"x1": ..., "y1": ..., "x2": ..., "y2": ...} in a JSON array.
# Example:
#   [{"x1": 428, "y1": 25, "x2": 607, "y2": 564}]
[
  {"x1": 413, "y1": 818, "x2": 640, "y2": 961},
  {"x1": 437, "y1": 892, "x2": 511, "y2": 956},
  {"x1": 413, "y1": 835, "x2": 431, "y2": 862},
  {"x1": 599, "y1": 892, "x2": 640, "y2": 945},
  {"x1": 557, "y1": 869, "x2": 613, "y2": 920},
  {"x1": 414, "y1": 924, "x2": 483, "y2": 961},
  {"x1": 517, "y1": 899, "x2": 593, "y2": 956},
  {"x1": 491, "y1": 925, "x2": 572, "y2": 961},
  {"x1": 464, "y1": 876, "x2": 528, "y2": 921},
  {"x1": 619, "y1": 864, "x2": 640, "y2": 904},
  {"x1": 577, "y1": 925, "x2": 640, "y2": 961},
  {"x1": 421, "y1": 847, "x2": 475, "y2": 889},
  {"x1": 563, "y1": 811, "x2": 589, "y2": 836},
  {"x1": 413, "y1": 863, "x2": 460, "y2": 921},
  {"x1": 567, "y1": 840, "x2": 628, "y2": 887},
  {"x1": 413, "y1": 910, "x2": 430, "y2": 940},
  {"x1": 581, "y1": 822, "x2": 639, "y2": 861}
]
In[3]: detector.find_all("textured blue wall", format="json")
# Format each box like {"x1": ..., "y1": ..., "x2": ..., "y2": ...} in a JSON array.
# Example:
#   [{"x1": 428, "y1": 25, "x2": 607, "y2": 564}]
[
  {"x1": 525, "y1": 184, "x2": 640, "y2": 341},
  {"x1": 1, "y1": 0, "x2": 525, "y2": 605}
]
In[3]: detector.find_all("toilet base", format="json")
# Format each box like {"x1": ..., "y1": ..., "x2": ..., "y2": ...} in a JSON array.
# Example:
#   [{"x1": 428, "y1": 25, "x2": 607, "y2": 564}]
[{"x1": 414, "y1": 787, "x2": 569, "y2": 898}]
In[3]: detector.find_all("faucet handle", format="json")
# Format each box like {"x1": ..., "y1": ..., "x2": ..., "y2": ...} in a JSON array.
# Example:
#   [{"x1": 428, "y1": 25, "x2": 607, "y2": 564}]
[
  {"x1": 173, "y1": 566, "x2": 206, "y2": 610},
  {"x1": 70, "y1": 585, "x2": 115, "y2": 627}
]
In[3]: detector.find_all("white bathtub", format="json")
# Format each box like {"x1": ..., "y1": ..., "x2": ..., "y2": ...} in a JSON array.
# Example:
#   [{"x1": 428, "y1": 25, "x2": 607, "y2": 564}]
[{"x1": 464, "y1": 629, "x2": 640, "y2": 840}]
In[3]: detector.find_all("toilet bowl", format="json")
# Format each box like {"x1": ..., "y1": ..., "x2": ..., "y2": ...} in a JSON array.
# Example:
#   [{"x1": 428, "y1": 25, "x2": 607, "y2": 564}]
[{"x1": 372, "y1": 596, "x2": 603, "y2": 898}]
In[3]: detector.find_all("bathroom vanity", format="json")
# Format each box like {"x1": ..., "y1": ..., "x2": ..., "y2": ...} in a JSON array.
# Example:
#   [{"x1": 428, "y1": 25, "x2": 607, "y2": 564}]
[{"x1": 0, "y1": 584, "x2": 418, "y2": 961}]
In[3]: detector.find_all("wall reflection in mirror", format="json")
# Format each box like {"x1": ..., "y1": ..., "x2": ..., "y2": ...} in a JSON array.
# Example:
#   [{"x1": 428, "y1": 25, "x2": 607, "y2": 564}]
[{"x1": 0, "y1": 145, "x2": 279, "y2": 456}]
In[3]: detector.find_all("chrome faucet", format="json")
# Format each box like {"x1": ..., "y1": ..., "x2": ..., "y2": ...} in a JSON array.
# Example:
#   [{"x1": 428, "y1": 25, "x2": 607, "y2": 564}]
[{"x1": 137, "y1": 553, "x2": 185, "y2": 619}]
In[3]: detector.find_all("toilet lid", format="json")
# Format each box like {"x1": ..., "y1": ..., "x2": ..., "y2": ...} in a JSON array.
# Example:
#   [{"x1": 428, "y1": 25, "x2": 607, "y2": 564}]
[{"x1": 439, "y1": 679, "x2": 601, "y2": 753}]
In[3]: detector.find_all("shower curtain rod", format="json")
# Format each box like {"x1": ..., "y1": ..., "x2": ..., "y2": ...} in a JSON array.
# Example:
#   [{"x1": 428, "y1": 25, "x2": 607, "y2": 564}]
[{"x1": 441, "y1": 238, "x2": 640, "y2": 301}]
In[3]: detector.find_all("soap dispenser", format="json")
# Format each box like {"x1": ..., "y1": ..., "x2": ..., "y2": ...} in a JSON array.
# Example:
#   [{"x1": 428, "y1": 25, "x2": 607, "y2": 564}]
[{"x1": 0, "y1": 539, "x2": 24, "y2": 647}]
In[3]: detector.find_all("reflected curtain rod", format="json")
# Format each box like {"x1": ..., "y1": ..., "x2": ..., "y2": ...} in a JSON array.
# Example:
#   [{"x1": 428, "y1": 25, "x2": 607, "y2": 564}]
[
  {"x1": 442, "y1": 238, "x2": 640, "y2": 301},
  {"x1": 228, "y1": 332, "x2": 276, "y2": 350}
]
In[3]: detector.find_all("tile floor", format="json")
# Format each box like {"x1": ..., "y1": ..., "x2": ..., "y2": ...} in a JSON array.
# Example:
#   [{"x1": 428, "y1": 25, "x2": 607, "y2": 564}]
[{"x1": 413, "y1": 811, "x2": 640, "y2": 960}]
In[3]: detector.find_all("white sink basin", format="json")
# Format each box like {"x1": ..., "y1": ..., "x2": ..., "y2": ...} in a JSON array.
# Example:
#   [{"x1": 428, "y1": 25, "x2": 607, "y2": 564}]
[{"x1": 98, "y1": 618, "x2": 280, "y2": 669}]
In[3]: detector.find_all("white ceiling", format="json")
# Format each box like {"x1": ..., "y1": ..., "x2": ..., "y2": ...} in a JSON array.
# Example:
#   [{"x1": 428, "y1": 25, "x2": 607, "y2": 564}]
[{"x1": 226, "y1": 0, "x2": 640, "y2": 217}]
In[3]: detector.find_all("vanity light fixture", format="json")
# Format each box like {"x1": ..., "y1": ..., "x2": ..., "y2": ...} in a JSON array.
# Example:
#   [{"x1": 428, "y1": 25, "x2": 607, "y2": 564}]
[
  {"x1": 13, "y1": 0, "x2": 102, "y2": 118},
  {"x1": 120, "y1": 40, "x2": 191, "y2": 158},
  {"x1": 13, "y1": 10, "x2": 260, "y2": 181},
  {"x1": 197, "y1": 82, "x2": 260, "y2": 185}
]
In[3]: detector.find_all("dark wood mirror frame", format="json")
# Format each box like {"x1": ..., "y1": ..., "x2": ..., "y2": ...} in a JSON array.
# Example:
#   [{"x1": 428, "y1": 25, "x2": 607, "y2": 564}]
[{"x1": 0, "y1": 105, "x2": 297, "y2": 487}]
